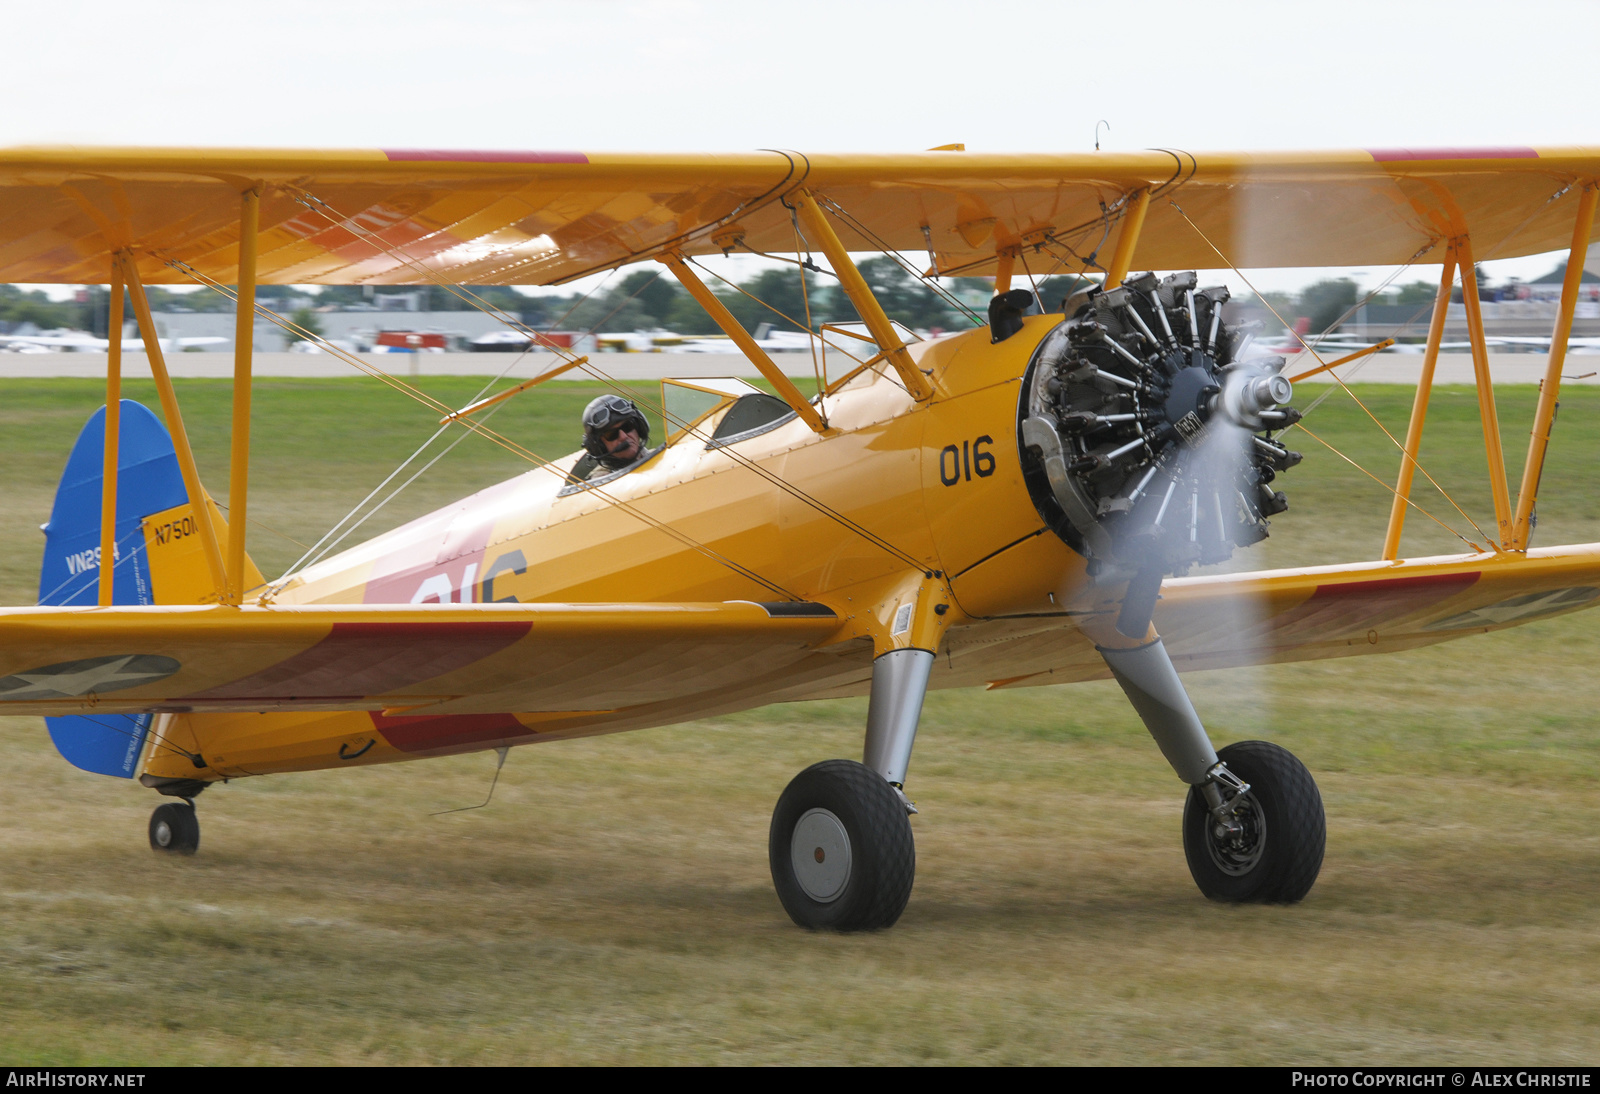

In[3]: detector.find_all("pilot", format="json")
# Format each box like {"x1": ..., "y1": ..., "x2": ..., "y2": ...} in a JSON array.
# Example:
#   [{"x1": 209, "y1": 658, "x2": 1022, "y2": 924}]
[{"x1": 580, "y1": 394, "x2": 655, "y2": 480}]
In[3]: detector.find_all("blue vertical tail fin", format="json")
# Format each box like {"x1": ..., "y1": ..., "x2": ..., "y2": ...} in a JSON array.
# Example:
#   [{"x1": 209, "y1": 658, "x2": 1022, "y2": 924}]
[{"x1": 38, "y1": 400, "x2": 187, "y2": 778}]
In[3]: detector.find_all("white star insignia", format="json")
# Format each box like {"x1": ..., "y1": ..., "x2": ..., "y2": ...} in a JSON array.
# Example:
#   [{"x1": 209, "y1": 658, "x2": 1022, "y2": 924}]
[
  {"x1": 0, "y1": 655, "x2": 177, "y2": 700},
  {"x1": 1427, "y1": 587, "x2": 1599, "y2": 631}
]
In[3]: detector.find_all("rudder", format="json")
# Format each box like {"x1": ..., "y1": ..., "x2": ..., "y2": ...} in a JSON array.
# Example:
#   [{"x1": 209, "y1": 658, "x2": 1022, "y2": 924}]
[{"x1": 38, "y1": 399, "x2": 262, "y2": 778}]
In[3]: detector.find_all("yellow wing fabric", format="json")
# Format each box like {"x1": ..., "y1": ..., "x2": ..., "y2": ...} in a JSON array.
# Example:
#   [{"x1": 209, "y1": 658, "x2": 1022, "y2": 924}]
[
  {"x1": 955, "y1": 544, "x2": 1600, "y2": 690},
  {"x1": 2, "y1": 145, "x2": 1599, "y2": 286},
  {"x1": 0, "y1": 600, "x2": 843, "y2": 719}
]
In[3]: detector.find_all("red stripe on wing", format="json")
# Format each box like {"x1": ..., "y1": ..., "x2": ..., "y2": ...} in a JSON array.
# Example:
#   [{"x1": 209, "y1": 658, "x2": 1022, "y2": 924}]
[
  {"x1": 1262, "y1": 571, "x2": 1481, "y2": 643},
  {"x1": 1367, "y1": 147, "x2": 1538, "y2": 162},
  {"x1": 186, "y1": 620, "x2": 530, "y2": 702},
  {"x1": 369, "y1": 710, "x2": 529, "y2": 752}
]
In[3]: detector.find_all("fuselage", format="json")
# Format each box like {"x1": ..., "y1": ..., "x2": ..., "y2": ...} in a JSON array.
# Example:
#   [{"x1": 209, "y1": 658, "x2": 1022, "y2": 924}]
[
  {"x1": 274, "y1": 316, "x2": 1080, "y2": 625},
  {"x1": 140, "y1": 318, "x2": 1093, "y2": 784}
]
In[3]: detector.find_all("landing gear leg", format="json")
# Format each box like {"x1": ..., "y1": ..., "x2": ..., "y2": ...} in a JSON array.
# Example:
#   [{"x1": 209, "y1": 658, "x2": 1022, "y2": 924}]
[
  {"x1": 1101, "y1": 636, "x2": 1324, "y2": 903},
  {"x1": 768, "y1": 648, "x2": 930, "y2": 930},
  {"x1": 149, "y1": 801, "x2": 200, "y2": 855}
]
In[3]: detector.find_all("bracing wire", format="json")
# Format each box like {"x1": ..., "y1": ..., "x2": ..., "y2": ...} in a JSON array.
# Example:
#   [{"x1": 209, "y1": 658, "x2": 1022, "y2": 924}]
[
  {"x1": 280, "y1": 341, "x2": 556, "y2": 578},
  {"x1": 278, "y1": 190, "x2": 933, "y2": 575},
  {"x1": 208, "y1": 502, "x2": 310, "y2": 550},
  {"x1": 683, "y1": 256, "x2": 869, "y2": 368},
  {"x1": 289, "y1": 384, "x2": 522, "y2": 578},
  {"x1": 72, "y1": 712, "x2": 207, "y2": 768},
  {"x1": 1017, "y1": 246, "x2": 1042, "y2": 307},
  {"x1": 1293, "y1": 422, "x2": 1483, "y2": 553},
  {"x1": 789, "y1": 207, "x2": 828, "y2": 405},
  {"x1": 170, "y1": 264, "x2": 805, "y2": 601},
  {"x1": 811, "y1": 194, "x2": 985, "y2": 326},
  {"x1": 37, "y1": 524, "x2": 149, "y2": 607},
  {"x1": 1165, "y1": 200, "x2": 1500, "y2": 549}
]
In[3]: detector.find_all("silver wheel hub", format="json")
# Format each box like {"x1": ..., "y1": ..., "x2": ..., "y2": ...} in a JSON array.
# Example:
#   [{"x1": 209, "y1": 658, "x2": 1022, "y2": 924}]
[
  {"x1": 154, "y1": 820, "x2": 173, "y2": 848},
  {"x1": 791, "y1": 808, "x2": 852, "y2": 903},
  {"x1": 1206, "y1": 792, "x2": 1266, "y2": 876}
]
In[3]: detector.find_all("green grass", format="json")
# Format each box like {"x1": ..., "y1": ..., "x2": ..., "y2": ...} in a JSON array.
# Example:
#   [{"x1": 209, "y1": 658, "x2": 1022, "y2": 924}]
[{"x1": 1, "y1": 377, "x2": 1598, "y2": 1064}]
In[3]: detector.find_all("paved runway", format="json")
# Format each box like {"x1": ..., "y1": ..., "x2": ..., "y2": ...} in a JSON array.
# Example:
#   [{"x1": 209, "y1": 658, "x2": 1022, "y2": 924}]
[{"x1": 2, "y1": 350, "x2": 1598, "y2": 384}]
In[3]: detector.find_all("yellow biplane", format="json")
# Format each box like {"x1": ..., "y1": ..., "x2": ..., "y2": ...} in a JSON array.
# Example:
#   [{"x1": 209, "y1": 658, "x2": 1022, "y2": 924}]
[{"x1": 4, "y1": 144, "x2": 1598, "y2": 930}]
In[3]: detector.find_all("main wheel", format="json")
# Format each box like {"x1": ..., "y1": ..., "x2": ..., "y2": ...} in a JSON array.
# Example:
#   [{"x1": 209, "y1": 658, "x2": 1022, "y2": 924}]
[
  {"x1": 149, "y1": 802, "x2": 200, "y2": 855},
  {"x1": 1182, "y1": 740, "x2": 1324, "y2": 903},
  {"x1": 769, "y1": 759, "x2": 915, "y2": 931}
]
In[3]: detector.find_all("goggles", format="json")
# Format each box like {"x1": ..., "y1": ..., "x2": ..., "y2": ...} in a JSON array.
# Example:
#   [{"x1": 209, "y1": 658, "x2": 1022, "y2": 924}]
[{"x1": 583, "y1": 395, "x2": 637, "y2": 432}]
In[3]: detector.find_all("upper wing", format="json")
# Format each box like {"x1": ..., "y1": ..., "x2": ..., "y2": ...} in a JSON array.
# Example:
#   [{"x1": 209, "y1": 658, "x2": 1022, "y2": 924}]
[
  {"x1": 0, "y1": 600, "x2": 847, "y2": 718},
  {"x1": 950, "y1": 544, "x2": 1600, "y2": 690},
  {"x1": 1, "y1": 145, "x2": 1596, "y2": 285}
]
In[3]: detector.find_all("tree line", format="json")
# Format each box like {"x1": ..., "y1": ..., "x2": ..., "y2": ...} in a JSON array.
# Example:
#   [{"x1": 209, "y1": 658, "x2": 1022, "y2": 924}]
[
  {"x1": 1, "y1": 263, "x2": 1105, "y2": 338},
  {"x1": 11, "y1": 267, "x2": 1519, "y2": 342},
  {"x1": 1248, "y1": 267, "x2": 1523, "y2": 335}
]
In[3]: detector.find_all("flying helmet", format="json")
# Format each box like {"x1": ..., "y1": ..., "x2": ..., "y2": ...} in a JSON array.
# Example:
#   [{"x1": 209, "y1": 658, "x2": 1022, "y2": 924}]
[{"x1": 581, "y1": 394, "x2": 650, "y2": 458}]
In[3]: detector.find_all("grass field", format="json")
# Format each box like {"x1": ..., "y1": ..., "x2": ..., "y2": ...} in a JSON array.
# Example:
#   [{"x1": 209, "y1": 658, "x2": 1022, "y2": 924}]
[{"x1": 1, "y1": 375, "x2": 1598, "y2": 1064}]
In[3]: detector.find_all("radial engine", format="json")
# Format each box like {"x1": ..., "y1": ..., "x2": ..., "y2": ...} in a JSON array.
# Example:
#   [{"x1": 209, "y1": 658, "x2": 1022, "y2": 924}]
[{"x1": 1019, "y1": 271, "x2": 1304, "y2": 627}]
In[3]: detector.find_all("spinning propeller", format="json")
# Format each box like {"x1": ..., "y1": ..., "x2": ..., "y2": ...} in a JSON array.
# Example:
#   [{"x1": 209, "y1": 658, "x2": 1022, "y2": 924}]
[{"x1": 1019, "y1": 270, "x2": 1302, "y2": 638}]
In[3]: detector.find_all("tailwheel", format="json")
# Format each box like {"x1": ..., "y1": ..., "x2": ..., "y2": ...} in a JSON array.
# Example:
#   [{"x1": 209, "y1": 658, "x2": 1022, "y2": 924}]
[
  {"x1": 149, "y1": 801, "x2": 200, "y2": 856},
  {"x1": 769, "y1": 759, "x2": 915, "y2": 931},
  {"x1": 1183, "y1": 740, "x2": 1324, "y2": 903}
]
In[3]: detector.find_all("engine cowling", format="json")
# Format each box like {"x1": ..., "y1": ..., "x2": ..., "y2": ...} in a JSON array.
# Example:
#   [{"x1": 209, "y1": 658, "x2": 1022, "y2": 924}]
[{"x1": 1019, "y1": 271, "x2": 1303, "y2": 591}]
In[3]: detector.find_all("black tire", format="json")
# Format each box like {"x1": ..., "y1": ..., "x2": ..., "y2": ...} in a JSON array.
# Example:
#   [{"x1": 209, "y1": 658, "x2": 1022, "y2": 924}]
[
  {"x1": 769, "y1": 759, "x2": 915, "y2": 931},
  {"x1": 149, "y1": 802, "x2": 200, "y2": 855},
  {"x1": 1182, "y1": 740, "x2": 1324, "y2": 903}
]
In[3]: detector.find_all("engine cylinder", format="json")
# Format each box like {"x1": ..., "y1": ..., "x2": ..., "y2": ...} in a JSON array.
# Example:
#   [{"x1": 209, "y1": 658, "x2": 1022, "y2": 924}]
[{"x1": 1018, "y1": 271, "x2": 1302, "y2": 581}]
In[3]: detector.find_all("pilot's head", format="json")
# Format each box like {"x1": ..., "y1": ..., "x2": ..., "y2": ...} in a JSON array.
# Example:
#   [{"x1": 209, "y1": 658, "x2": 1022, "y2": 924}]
[{"x1": 582, "y1": 394, "x2": 650, "y2": 466}]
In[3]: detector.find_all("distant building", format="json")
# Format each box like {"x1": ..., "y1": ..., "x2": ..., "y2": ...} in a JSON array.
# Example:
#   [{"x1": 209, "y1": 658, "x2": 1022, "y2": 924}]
[{"x1": 142, "y1": 309, "x2": 555, "y2": 352}]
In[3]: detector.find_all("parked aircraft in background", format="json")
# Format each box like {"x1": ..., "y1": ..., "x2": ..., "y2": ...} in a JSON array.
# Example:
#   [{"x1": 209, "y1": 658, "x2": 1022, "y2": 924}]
[{"x1": 0, "y1": 330, "x2": 227, "y2": 353}]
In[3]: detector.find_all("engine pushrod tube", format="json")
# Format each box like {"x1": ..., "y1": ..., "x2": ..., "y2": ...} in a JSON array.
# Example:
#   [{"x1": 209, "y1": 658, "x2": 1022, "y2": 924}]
[
  {"x1": 1104, "y1": 435, "x2": 1148, "y2": 462},
  {"x1": 1127, "y1": 464, "x2": 1160, "y2": 502},
  {"x1": 1148, "y1": 292, "x2": 1175, "y2": 343},
  {"x1": 1085, "y1": 367, "x2": 1144, "y2": 392},
  {"x1": 1099, "y1": 332, "x2": 1149, "y2": 370},
  {"x1": 1121, "y1": 303, "x2": 1159, "y2": 348},
  {"x1": 1253, "y1": 436, "x2": 1289, "y2": 459},
  {"x1": 1152, "y1": 478, "x2": 1179, "y2": 526}
]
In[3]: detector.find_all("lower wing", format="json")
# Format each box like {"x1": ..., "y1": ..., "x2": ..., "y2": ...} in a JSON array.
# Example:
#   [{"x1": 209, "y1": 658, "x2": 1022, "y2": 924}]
[
  {"x1": 961, "y1": 544, "x2": 1600, "y2": 689},
  {"x1": 0, "y1": 600, "x2": 844, "y2": 720}
]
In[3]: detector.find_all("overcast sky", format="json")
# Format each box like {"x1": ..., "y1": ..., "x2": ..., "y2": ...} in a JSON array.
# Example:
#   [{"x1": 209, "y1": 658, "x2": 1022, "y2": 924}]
[{"x1": 5, "y1": 0, "x2": 1595, "y2": 298}]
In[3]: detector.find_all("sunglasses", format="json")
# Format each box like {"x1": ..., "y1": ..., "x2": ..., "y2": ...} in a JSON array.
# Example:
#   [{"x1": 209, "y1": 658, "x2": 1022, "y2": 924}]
[{"x1": 601, "y1": 425, "x2": 637, "y2": 443}]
